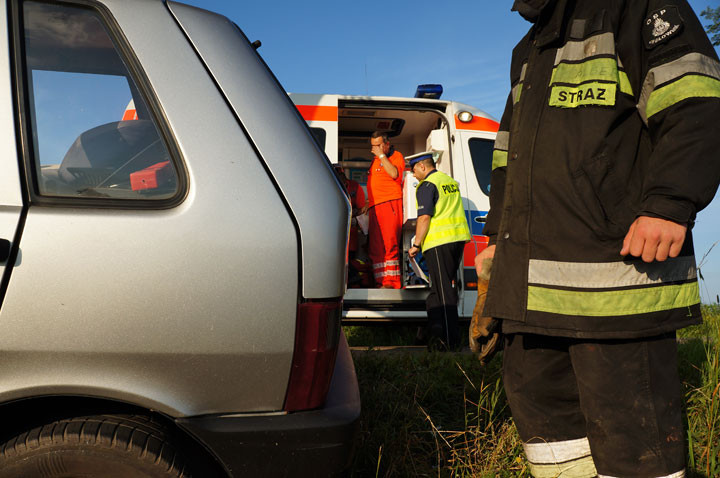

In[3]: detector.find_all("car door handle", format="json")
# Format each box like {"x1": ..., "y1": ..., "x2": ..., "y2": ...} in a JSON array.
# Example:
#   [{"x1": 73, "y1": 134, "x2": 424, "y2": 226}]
[{"x1": 0, "y1": 239, "x2": 10, "y2": 262}]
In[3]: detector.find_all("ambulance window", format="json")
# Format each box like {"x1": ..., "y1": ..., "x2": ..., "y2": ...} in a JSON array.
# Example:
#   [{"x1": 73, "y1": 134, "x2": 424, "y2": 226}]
[
  {"x1": 469, "y1": 138, "x2": 493, "y2": 196},
  {"x1": 21, "y1": 1, "x2": 180, "y2": 202},
  {"x1": 310, "y1": 127, "x2": 327, "y2": 150}
]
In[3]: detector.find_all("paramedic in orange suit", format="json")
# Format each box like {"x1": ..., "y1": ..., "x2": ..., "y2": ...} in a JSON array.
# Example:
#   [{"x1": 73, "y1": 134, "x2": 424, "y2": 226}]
[{"x1": 362, "y1": 132, "x2": 405, "y2": 288}]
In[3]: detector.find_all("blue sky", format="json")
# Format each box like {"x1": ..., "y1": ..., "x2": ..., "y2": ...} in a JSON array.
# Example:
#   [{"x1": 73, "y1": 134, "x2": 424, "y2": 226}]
[{"x1": 186, "y1": 0, "x2": 720, "y2": 302}]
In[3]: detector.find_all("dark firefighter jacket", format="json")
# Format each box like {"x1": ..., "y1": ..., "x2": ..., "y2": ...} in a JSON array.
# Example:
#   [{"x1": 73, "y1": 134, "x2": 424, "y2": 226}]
[{"x1": 483, "y1": 0, "x2": 720, "y2": 338}]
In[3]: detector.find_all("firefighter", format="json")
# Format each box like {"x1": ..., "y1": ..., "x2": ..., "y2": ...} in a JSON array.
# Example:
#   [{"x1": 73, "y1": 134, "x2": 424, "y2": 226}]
[
  {"x1": 476, "y1": 0, "x2": 720, "y2": 476},
  {"x1": 408, "y1": 153, "x2": 471, "y2": 350},
  {"x1": 364, "y1": 132, "x2": 405, "y2": 288}
]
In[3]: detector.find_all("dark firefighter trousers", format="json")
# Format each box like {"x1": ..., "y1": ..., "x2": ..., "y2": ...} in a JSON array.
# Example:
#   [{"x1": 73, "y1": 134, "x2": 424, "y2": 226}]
[
  {"x1": 503, "y1": 332, "x2": 685, "y2": 478},
  {"x1": 424, "y1": 241, "x2": 464, "y2": 349}
]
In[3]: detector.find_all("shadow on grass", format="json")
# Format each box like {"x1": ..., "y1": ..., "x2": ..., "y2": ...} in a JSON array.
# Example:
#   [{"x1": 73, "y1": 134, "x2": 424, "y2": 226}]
[{"x1": 349, "y1": 350, "x2": 527, "y2": 477}]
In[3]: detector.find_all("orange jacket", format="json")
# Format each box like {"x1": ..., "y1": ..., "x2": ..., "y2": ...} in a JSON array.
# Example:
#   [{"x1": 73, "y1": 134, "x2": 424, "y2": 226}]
[{"x1": 367, "y1": 150, "x2": 404, "y2": 207}]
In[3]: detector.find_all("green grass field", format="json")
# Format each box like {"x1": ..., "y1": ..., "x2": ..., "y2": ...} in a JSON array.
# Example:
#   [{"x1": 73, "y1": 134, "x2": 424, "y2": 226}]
[{"x1": 346, "y1": 305, "x2": 720, "y2": 477}]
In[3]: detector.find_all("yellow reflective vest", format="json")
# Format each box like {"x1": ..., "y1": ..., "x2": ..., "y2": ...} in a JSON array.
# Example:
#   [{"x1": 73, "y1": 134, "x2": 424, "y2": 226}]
[{"x1": 417, "y1": 171, "x2": 471, "y2": 251}]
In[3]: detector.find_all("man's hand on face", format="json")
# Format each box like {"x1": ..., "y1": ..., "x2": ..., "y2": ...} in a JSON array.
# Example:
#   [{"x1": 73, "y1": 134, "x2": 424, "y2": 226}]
[
  {"x1": 620, "y1": 216, "x2": 687, "y2": 262},
  {"x1": 371, "y1": 145, "x2": 384, "y2": 157}
]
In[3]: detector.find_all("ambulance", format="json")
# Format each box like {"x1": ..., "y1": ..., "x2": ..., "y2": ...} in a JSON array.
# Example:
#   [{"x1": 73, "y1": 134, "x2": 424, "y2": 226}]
[{"x1": 290, "y1": 85, "x2": 498, "y2": 324}]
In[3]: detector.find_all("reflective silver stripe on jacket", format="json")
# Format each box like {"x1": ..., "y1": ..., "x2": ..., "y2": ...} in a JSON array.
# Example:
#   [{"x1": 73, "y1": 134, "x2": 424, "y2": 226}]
[
  {"x1": 554, "y1": 32, "x2": 615, "y2": 65},
  {"x1": 528, "y1": 256, "x2": 697, "y2": 288},
  {"x1": 494, "y1": 131, "x2": 509, "y2": 152},
  {"x1": 638, "y1": 52, "x2": 720, "y2": 123},
  {"x1": 512, "y1": 63, "x2": 527, "y2": 104}
]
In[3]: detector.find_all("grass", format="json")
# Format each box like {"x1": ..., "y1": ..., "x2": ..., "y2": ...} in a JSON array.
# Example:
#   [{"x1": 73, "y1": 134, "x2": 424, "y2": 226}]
[
  {"x1": 684, "y1": 304, "x2": 720, "y2": 477},
  {"x1": 347, "y1": 305, "x2": 720, "y2": 477},
  {"x1": 349, "y1": 350, "x2": 526, "y2": 477}
]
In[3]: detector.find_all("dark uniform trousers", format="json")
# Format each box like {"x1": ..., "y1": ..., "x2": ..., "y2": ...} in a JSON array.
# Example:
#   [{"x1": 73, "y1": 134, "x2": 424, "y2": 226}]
[
  {"x1": 424, "y1": 241, "x2": 464, "y2": 349},
  {"x1": 504, "y1": 332, "x2": 685, "y2": 477}
]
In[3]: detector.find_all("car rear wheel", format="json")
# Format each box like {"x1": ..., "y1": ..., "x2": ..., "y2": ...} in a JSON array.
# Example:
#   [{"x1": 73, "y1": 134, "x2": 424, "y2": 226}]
[{"x1": 0, "y1": 414, "x2": 197, "y2": 477}]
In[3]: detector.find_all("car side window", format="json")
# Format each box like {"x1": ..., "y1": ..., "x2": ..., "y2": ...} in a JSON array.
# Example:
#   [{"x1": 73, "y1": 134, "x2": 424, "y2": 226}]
[
  {"x1": 22, "y1": 1, "x2": 179, "y2": 201},
  {"x1": 309, "y1": 127, "x2": 327, "y2": 150},
  {"x1": 468, "y1": 138, "x2": 493, "y2": 196}
]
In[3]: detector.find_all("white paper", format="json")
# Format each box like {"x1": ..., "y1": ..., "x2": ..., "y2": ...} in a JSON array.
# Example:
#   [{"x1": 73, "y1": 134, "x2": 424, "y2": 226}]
[
  {"x1": 409, "y1": 255, "x2": 429, "y2": 284},
  {"x1": 409, "y1": 235, "x2": 429, "y2": 283},
  {"x1": 356, "y1": 213, "x2": 369, "y2": 235}
]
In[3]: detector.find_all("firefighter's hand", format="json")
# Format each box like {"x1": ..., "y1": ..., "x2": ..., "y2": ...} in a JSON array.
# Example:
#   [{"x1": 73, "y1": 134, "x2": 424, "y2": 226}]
[
  {"x1": 361, "y1": 204, "x2": 369, "y2": 215},
  {"x1": 475, "y1": 245, "x2": 496, "y2": 276},
  {"x1": 409, "y1": 245, "x2": 420, "y2": 258},
  {"x1": 620, "y1": 216, "x2": 687, "y2": 263},
  {"x1": 371, "y1": 145, "x2": 384, "y2": 157}
]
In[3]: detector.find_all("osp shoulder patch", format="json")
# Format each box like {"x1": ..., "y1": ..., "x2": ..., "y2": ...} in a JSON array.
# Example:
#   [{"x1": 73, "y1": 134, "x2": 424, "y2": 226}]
[{"x1": 643, "y1": 6, "x2": 684, "y2": 49}]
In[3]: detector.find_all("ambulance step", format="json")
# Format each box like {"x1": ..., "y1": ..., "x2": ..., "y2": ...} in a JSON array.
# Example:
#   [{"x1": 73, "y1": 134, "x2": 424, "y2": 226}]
[
  {"x1": 343, "y1": 288, "x2": 428, "y2": 309},
  {"x1": 342, "y1": 310, "x2": 427, "y2": 325}
]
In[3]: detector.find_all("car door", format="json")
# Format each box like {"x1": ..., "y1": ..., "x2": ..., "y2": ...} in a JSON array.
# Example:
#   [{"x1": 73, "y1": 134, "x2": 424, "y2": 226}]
[
  {"x1": 0, "y1": 0, "x2": 24, "y2": 300},
  {"x1": 0, "y1": 0, "x2": 298, "y2": 416}
]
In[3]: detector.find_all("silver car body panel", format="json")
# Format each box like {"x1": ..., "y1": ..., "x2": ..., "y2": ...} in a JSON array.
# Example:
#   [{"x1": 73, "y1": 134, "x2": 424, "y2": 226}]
[
  {"x1": 167, "y1": 1, "x2": 350, "y2": 299},
  {"x1": 0, "y1": 0, "x2": 23, "y2": 281},
  {"x1": 0, "y1": 0, "x2": 301, "y2": 416}
]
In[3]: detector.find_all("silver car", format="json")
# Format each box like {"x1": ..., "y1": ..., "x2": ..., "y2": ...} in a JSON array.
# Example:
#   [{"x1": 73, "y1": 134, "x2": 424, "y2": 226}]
[{"x1": 0, "y1": 0, "x2": 357, "y2": 476}]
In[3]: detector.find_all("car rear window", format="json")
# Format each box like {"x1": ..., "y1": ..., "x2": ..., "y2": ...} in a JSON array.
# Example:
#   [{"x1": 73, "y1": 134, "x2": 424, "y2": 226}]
[{"x1": 22, "y1": 1, "x2": 181, "y2": 201}]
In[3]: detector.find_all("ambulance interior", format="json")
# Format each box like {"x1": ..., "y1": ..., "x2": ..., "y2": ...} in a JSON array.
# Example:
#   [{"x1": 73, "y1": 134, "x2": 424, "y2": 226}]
[{"x1": 331, "y1": 104, "x2": 452, "y2": 307}]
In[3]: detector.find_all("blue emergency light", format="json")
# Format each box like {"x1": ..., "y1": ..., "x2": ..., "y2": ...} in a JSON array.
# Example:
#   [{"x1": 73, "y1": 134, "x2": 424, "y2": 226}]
[{"x1": 414, "y1": 84, "x2": 443, "y2": 99}]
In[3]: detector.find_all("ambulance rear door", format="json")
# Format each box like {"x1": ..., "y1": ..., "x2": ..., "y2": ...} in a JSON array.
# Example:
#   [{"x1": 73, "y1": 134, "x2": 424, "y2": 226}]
[
  {"x1": 450, "y1": 104, "x2": 499, "y2": 317},
  {"x1": 289, "y1": 93, "x2": 339, "y2": 163}
]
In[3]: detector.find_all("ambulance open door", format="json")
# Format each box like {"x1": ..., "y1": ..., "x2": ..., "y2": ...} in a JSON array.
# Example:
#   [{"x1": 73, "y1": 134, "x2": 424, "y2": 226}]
[
  {"x1": 288, "y1": 93, "x2": 339, "y2": 163},
  {"x1": 453, "y1": 113, "x2": 499, "y2": 318}
]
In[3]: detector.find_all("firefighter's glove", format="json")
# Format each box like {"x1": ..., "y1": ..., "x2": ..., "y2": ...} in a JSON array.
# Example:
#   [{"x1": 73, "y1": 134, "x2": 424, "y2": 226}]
[{"x1": 469, "y1": 258, "x2": 503, "y2": 365}]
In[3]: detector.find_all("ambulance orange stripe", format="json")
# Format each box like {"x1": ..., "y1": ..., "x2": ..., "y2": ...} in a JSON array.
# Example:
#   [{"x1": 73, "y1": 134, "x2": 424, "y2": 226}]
[
  {"x1": 296, "y1": 105, "x2": 338, "y2": 122},
  {"x1": 122, "y1": 109, "x2": 137, "y2": 121},
  {"x1": 455, "y1": 115, "x2": 499, "y2": 132}
]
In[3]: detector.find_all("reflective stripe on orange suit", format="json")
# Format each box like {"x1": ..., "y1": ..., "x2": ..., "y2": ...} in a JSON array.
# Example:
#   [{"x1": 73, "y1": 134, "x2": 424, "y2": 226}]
[{"x1": 368, "y1": 199, "x2": 403, "y2": 288}]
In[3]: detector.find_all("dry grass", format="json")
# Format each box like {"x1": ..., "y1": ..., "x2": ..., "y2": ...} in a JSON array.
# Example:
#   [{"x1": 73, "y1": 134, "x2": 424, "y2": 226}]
[{"x1": 348, "y1": 305, "x2": 720, "y2": 476}]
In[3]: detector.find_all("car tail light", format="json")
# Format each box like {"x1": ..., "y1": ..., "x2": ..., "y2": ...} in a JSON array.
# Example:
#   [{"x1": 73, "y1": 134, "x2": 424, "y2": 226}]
[{"x1": 284, "y1": 299, "x2": 342, "y2": 412}]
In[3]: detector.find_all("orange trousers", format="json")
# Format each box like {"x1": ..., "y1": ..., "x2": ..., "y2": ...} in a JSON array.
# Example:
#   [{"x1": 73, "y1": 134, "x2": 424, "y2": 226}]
[{"x1": 368, "y1": 199, "x2": 403, "y2": 288}]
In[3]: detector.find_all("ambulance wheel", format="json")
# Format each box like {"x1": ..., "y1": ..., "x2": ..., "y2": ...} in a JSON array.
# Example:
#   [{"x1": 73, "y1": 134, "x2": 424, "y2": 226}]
[{"x1": 0, "y1": 414, "x2": 199, "y2": 478}]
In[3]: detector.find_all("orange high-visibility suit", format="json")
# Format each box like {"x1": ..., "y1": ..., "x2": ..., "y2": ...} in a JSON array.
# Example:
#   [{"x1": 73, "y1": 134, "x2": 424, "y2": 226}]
[{"x1": 366, "y1": 149, "x2": 405, "y2": 288}]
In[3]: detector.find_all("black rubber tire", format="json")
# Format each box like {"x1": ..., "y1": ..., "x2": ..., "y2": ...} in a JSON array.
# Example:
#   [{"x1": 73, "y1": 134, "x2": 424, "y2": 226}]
[{"x1": 0, "y1": 414, "x2": 196, "y2": 478}]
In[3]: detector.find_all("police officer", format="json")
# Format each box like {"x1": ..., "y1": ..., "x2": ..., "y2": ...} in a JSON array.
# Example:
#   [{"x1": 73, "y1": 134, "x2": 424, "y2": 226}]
[
  {"x1": 477, "y1": 0, "x2": 720, "y2": 476},
  {"x1": 408, "y1": 153, "x2": 471, "y2": 350}
]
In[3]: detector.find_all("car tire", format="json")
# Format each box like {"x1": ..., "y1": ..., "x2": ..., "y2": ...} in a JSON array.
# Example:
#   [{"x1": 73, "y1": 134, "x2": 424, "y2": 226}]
[{"x1": 0, "y1": 414, "x2": 197, "y2": 477}]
